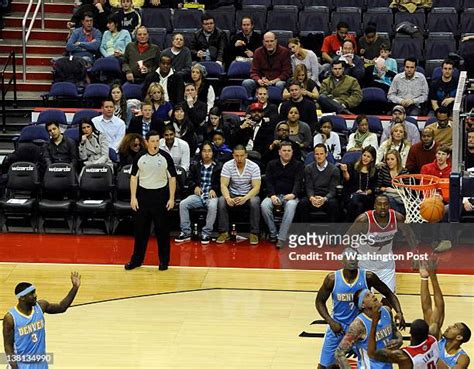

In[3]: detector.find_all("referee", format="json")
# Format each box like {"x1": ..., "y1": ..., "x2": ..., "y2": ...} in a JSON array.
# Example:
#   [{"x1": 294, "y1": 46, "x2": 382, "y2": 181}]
[{"x1": 124, "y1": 130, "x2": 177, "y2": 271}]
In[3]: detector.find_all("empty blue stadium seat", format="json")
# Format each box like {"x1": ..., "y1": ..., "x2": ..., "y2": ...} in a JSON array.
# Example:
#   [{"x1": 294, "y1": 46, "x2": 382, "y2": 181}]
[{"x1": 37, "y1": 109, "x2": 67, "y2": 126}]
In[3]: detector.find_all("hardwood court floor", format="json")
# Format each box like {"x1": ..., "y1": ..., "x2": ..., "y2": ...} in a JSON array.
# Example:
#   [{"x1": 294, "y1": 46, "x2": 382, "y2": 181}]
[{"x1": 0, "y1": 264, "x2": 472, "y2": 368}]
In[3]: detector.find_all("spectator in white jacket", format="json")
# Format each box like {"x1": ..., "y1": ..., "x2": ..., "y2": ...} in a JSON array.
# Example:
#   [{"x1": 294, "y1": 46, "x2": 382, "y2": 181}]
[{"x1": 78, "y1": 119, "x2": 113, "y2": 170}]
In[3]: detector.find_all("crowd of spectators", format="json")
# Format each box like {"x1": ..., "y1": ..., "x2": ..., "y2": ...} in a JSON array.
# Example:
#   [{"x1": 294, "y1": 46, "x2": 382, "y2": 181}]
[{"x1": 3, "y1": 0, "x2": 474, "y2": 242}]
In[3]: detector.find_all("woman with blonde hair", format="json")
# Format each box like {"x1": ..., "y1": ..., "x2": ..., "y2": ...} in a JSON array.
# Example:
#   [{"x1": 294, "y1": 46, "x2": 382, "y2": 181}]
[
  {"x1": 376, "y1": 123, "x2": 411, "y2": 166},
  {"x1": 146, "y1": 82, "x2": 172, "y2": 121},
  {"x1": 282, "y1": 64, "x2": 319, "y2": 101},
  {"x1": 287, "y1": 38, "x2": 320, "y2": 83},
  {"x1": 376, "y1": 149, "x2": 408, "y2": 214}
]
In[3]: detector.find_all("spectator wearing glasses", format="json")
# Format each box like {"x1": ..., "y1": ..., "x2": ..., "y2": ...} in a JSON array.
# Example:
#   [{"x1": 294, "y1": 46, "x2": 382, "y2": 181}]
[
  {"x1": 264, "y1": 121, "x2": 302, "y2": 166},
  {"x1": 190, "y1": 14, "x2": 227, "y2": 66},
  {"x1": 118, "y1": 133, "x2": 145, "y2": 168}
]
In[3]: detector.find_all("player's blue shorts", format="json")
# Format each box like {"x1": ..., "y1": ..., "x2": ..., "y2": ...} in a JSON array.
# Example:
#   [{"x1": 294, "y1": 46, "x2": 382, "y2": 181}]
[{"x1": 319, "y1": 322, "x2": 348, "y2": 367}]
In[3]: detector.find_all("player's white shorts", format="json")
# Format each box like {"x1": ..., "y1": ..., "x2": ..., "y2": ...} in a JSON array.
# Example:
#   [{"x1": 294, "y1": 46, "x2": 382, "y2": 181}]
[{"x1": 373, "y1": 268, "x2": 396, "y2": 293}]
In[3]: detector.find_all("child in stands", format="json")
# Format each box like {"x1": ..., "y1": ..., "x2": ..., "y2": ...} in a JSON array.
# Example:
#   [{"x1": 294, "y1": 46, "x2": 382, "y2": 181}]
[
  {"x1": 372, "y1": 43, "x2": 398, "y2": 93},
  {"x1": 114, "y1": 0, "x2": 141, "y2": 38}
]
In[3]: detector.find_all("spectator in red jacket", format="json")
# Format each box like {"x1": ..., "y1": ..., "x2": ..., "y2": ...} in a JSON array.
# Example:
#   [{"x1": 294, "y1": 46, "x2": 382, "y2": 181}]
[
  {"x1": 420, "y1": 145, "x2": 451, "y2": 178},
  {"x1": 321, "y1": 21, "x2": 357, "y2": 64},
  {"x1": 242, "y1": 32, "x2": 291, "y2": 97}
]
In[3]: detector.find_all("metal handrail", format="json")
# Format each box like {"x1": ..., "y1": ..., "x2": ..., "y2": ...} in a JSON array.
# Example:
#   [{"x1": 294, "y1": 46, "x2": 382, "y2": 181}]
[
  {"x1": 22, "y1": 0, "x2": 45, "y2": 81},
  {"x1": 1, "y1": 51, "x2": 18, "y2": 133}
]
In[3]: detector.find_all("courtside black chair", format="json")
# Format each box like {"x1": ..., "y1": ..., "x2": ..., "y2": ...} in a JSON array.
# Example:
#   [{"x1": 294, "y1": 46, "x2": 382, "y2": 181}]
[
  {"x1": 75, "y1": 164, "x2": 114, "y2": 234},
  {"x1": 174, "y1": 165, "x2": 187, "y2": 206},
  {"x1": 112, "y1": 164, "x2": 133, "y2": 234},
  {"x1": 38, "y1": 163, "x2": 77, "y2": 233},
  {"x1": 0, "y1": 162, "x2": 40, "y2": 232}
]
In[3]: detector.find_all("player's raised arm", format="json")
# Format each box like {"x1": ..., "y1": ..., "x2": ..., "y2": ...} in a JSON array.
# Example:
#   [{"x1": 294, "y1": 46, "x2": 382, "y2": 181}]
[
  {"x1": 335, "y1": 318, "x2": 366, "y2": 369},
  {"x1": 316, "y1": 272, "x2": 343, "y2": 335},
  {"x1": 2, "y1": 312, "x2": 19, "y2": 369},
  {"x1": 38, "y1": 272, "x2": 81, "y2": 314},
  {"x1": 367, "y1": 307, "x2": 409, "y2": 365},
  {"x1": 367, "y1": 271, "x2": 405, "y2": 329},
  {"x1": 346, "y1": 212, "x2": 369, "y2": 236},
  {"x1": 419, "y1": 260, "x2": 444, "y2": 339}
]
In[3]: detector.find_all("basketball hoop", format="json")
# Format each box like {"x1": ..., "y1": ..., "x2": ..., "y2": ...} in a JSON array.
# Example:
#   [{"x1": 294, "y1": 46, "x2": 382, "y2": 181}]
[{"x1": 392, "y1": 174, "x2": 440, "y2": 223}]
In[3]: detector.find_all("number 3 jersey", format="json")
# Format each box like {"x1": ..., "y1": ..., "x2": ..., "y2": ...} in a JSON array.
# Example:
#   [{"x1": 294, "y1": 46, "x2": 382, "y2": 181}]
[
  {"x1": 9, "y1": 303, "x2": 46, "y2": 362},
  {"x1": 332, "y1": 268, "x2": 369, "y2": 329}
]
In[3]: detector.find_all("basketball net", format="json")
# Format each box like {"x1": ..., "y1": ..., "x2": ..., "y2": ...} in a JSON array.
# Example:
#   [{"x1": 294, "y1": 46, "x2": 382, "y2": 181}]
[{"x1": 392, "y1": 174, "x2": 440, "y2": 223}]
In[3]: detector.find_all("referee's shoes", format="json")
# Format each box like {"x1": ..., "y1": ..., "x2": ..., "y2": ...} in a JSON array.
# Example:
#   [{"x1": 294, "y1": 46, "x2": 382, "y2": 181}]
[
  {"x1": 124, "y1": 262, "x2": 169, "y2": 271},
  {"x1": 124, "y1": 262, "x2": 141, "y2": 270}
]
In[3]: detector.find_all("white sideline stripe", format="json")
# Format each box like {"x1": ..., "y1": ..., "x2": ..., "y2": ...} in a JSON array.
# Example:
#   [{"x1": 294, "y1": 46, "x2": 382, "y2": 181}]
[{"x1": 0, "y1": 261, "x2": 466, "y2": 276}]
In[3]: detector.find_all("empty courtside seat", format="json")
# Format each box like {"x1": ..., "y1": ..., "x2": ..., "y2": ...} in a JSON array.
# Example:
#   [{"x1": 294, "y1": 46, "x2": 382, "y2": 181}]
[
  {"x1": 37, "y1": 109, "x2": 67, "y2": 126},
  {"x1": 0, "y1": 162, "x2": 40, "y2": 232},
  {"x1": 299, "y1": 6, "x2": 330, "y2": 35},
  {"x1": 76, "y1": 164, "x2": 114, "y2": 234},
  {"x1": 38, "y1": 163, "x2": 77, "y2": 233}
]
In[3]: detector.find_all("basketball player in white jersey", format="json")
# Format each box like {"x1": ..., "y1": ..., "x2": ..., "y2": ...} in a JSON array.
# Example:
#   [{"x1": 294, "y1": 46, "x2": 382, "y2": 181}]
[{"x1": 347, "y1": 194, "x2": 418, "y2": 293}]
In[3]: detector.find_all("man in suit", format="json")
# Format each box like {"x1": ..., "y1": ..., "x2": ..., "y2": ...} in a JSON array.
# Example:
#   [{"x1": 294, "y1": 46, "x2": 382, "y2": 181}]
[{"x1": 127, "y1": 101, "x2": 164, "y2": 136}]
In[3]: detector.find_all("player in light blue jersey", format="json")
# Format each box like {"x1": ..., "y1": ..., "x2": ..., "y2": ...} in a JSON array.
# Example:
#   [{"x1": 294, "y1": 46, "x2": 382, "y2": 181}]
[
  {"x1": 419, "y1": 260, "x2": 471, "y2": 369},
  {"x1": 316, "y1": 248, "x2": 405, "y2": 369},
  {"x1": 3, "y1": 272, "x2": 81, "y2": 369},
  {"x1": 335, "y1": 288, "x2": 403, "y2": 369}
]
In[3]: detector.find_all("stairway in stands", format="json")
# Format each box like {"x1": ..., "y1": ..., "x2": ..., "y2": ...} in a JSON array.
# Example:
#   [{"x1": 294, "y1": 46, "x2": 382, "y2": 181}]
[{"x1": 0, "y1": 0, "x2": 74, "y2": 95}]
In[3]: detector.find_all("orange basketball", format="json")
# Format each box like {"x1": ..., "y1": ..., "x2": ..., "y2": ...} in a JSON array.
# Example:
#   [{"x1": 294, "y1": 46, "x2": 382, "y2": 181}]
[{"x1": 420, "y1": 197, "x2": 445, "y2": 223}]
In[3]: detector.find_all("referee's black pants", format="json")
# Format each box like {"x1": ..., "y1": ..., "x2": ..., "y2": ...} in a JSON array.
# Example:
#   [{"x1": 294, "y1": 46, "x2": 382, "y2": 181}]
[{"x1": 130, "y1": 186, "x2": 171, "y2": 266}]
